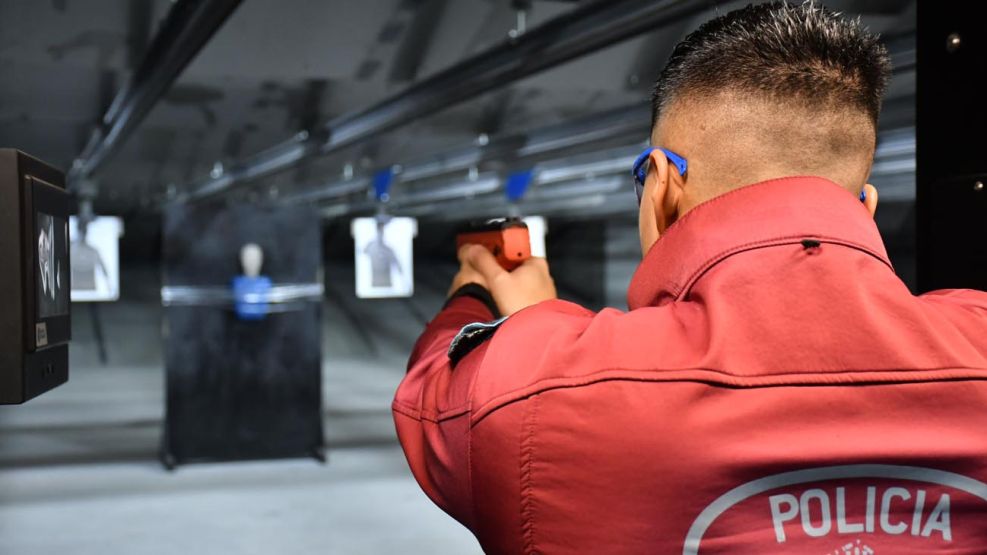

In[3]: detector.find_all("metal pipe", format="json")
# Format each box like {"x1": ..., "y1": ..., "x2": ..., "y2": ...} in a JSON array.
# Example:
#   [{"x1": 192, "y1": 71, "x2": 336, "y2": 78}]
[
  {"x1": 280, "y1": 103, "x2": 649, "y2": 205},
  {"x1": 394, "y1": 175, "x2": 503, "y2": 204},
  {"x1": 184, "y1": 0, "x2": 717, "y2": 202},
  {"x1": 278, "y1": 29, "x2": 912, "y2": 208},
  {"x1": 326, "y1": 126, "x2": 916, "y2": 220},
  {"x1": 281, "y1": 176, "x2": 372, "y2": 206},
  {"x1": 69, "y1": 0, "x2": 242, "y2": 187}
]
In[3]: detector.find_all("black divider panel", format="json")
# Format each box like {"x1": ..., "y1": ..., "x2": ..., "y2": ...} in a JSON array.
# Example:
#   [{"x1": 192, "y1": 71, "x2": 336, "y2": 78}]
[{"x1": 161, "y1": 203, "x2": 323, "y2": 467}]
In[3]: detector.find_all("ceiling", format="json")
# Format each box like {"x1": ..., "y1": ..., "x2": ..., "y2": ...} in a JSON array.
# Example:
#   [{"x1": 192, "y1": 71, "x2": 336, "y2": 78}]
[{"x1": 0, "y1": 0, "x2": 917, "y2": 215}]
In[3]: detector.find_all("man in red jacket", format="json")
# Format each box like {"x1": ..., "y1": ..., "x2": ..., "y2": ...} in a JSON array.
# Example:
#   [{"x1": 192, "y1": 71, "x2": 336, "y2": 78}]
[{"x1": 394, "y1": 3, "x2": 987, "y2": 553}]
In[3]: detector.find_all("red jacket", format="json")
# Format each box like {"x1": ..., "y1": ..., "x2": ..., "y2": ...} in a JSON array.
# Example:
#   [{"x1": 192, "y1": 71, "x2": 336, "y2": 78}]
[{"x1": 393, "y1": 177, "x2": 987, "y2": 554}]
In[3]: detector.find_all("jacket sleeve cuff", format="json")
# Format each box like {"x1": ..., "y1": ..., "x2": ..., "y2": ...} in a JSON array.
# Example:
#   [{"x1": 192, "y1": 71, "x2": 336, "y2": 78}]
[{"x1": 445, "y1": 283, "x2": 501, "y2": 319}]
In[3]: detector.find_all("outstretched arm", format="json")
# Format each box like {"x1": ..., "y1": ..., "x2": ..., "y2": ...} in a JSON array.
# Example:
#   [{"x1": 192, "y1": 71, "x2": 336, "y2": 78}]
[{"x1": 393, "y1": 244, "x2": 557, "y2": 526}]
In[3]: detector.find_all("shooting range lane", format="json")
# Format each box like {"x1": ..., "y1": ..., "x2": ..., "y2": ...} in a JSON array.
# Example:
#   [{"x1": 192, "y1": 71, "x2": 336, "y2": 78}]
[
  {"x1": 0, "y1": 454, "x2": 476, "y2": 555},
  {"x1": 0, "y1": 263, "x2": 481, "y2": 554},
  {"x1": 0, "y1": 0, "x2": 947, "y2": 553}
]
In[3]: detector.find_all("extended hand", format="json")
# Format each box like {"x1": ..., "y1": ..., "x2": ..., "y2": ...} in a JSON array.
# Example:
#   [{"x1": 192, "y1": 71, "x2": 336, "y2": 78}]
[
  {"x1": 452, "y1": 244, "x2": 557, "y2": 316},
  {"x1": 448, "y1": 244, "x2": 490, "y2": 296}
]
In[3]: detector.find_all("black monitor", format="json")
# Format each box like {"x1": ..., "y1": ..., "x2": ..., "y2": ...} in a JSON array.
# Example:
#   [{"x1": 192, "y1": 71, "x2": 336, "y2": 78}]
[{"x1": 0, "y1": 149, "x2": 70, "y2": 404}]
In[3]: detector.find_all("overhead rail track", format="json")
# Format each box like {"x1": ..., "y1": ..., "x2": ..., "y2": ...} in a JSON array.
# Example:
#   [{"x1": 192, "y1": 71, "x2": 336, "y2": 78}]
[
  {"x1": 317, "y1": 125, "x2": 916, "y2": 221},
  {"x1": 68, "y1": 0, "x2": 243, "y2": 189},
  {"x1": 182, "y1": 0, "x2": 720, "y2": 203},
  {"x1": 277, "y1": 32, "x2": 914, "y2": 213}
]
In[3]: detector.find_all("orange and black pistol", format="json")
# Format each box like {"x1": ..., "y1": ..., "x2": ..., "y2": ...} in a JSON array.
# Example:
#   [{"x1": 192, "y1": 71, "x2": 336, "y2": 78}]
[{"x1": 456, "y1": 217, "x2": 531, "y2": 271}]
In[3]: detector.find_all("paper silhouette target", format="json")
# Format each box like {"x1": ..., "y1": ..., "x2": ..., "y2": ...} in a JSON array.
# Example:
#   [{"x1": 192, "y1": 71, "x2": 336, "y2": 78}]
[
  {"x1": 351, "y1": 217, "x2": 417, "y2": 298},
  {"x1": 70, "y1": 216, "x2": 123, "y2": 302}
]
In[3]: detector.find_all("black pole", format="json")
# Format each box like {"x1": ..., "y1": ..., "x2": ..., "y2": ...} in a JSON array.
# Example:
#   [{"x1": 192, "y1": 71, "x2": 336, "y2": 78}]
[
  {"x1": 89, "y1": 303, "x2": 108, "y2": 365},
  {"x1": 69, "y1": 0, "x2": 243, "y2": 187}
]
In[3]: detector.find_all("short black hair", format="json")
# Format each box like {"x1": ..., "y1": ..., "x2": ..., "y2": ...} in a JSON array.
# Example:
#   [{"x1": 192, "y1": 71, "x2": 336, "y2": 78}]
[{"x1": 651, "y1": 1, "x2": 891, "y2": 128}]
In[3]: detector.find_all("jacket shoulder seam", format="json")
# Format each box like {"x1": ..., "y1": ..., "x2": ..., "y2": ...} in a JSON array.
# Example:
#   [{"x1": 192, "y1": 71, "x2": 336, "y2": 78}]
[
  {"x1": 469, "y1": 366, "x2": 987, "y2": 427},
  {"x1": 676, "y1": 235, "x2": 893, "y2": 300}
]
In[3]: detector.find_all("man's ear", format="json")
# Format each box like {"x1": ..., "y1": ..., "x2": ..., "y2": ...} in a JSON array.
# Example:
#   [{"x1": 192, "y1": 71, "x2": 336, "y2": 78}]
[
  {"x1": 638, "y1": 151, "x2": 671, "y2": 256},
  {"x1": 863, "y1": 183, "x2": 878, "y2": 217}
]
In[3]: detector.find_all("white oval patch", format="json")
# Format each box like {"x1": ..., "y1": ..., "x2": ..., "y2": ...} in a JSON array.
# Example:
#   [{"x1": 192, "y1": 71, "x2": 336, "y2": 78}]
[{"x1": 682, "y1": 464, "x2": 987, "y2": 554}]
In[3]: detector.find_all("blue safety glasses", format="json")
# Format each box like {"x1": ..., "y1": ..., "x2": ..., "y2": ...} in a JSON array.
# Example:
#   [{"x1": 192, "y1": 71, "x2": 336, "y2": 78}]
[
  {"x1": 632, "y1": 147, "x2": 688, "y2": 205},
  {"x1": 631, "y1": 146, "x2": 868, "y2": 204}
]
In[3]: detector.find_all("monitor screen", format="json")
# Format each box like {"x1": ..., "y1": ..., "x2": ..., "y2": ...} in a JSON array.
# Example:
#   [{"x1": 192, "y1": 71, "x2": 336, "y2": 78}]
[{"x1": 35, "y1": 212, "x2": 69, "y2": 318}]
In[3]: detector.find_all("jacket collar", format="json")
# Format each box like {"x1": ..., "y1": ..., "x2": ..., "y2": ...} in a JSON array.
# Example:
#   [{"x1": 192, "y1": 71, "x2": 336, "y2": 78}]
[{"x1": 627, "y1": 176, "x2": 894, "y2": 310}]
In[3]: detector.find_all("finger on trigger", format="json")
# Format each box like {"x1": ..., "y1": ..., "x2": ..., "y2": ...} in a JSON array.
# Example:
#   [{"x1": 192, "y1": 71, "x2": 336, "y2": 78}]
[
  {"x1": 466, "y1": 243, "x2": 507, "y2": 280},
  {"x1": 522, "y1": 256, "x2": 549, "y2": 270},
  {"x1": 457, "y1": 243, "x2": 475, "y2": 263}
]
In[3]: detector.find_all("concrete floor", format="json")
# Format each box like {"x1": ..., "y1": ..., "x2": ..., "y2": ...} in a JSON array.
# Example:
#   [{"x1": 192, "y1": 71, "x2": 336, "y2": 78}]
[
  {"x1": 0, "y1": 274, "x2": 482, "y2": 554},
  {"x1": 0, "y1": 449, "x2": 480, "y2": 555}
]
